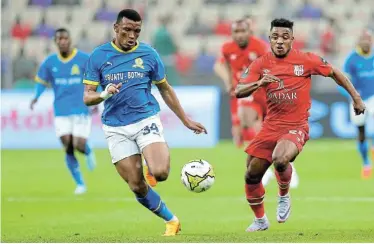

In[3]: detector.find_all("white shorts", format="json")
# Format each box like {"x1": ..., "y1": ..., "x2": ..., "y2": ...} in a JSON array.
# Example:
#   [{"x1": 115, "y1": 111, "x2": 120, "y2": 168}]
[
  {"x1": 350, "y1": 95, "x2": 374, "y2": 126},
  {"x1": 103, "y1": 114, "x2": 166, "y2": 163},
  {"x1": 54, "y1": 114, "x2": 92, "y2": 138}
]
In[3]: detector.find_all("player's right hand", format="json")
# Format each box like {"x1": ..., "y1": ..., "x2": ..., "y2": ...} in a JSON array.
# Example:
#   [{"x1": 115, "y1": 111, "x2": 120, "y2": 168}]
[
  {"x1": 30, "y1": 98, "x2": 38, "y2": 110},
  {"x1": 259, "y1": 74, "x2": 280, "y2": 86},
  {"x1": 184, "y1": 118, "x2": 207, "y2": 134},
  {"x1": 107, "y1": 83, "x2": 123, "y2": 95},
  {"x1": 353, "y1": 98, "x2": 366, "y2": 115}
]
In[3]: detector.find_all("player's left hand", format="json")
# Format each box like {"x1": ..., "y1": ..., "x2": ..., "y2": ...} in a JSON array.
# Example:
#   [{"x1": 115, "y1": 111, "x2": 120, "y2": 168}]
[
  {"x1": 30, "y1": 98, "x2": 38, "y2": 110},
  {"x1": 353, "y1": 98, "x2": 366, "y2": 115},
  {"x1": 184, "y1": 118, "x2": 207, "y2": 134},
  {"x1": 107, "y1": 83, "x2": 123, "y2": 95}
]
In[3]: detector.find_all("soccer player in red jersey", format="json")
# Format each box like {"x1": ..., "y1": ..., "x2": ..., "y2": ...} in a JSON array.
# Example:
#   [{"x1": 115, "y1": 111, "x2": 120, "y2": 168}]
[
  {"x1": 236, "y1": 19, "x2": 366, "y2": 231},
  {"x1": 214, "y1": 18, "x2": 268, "y2": 147}
]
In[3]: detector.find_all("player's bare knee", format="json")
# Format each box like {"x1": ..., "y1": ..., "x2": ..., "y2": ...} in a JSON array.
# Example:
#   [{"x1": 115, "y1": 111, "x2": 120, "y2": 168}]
[
  {"x1": 245, "y1": 170, "x2": 262, "y2": 184},
  {"x1": 273, "y1": 155, "x2": 289, "y2": 172},
  {"x1": 72, "y1": 138, "x2": 86, "y2": 154},
  {"x1": 152, "y1": 167, "x2": 170, "y2": 182}
]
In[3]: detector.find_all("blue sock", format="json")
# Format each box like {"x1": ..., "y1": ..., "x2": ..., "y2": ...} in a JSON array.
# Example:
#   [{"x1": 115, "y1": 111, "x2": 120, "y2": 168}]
[
  {"x1": 357, "y1": 141, "x2": 371, "y2": 167},
  {"x1": 65, "y1": 153, "x2": 85, "y2": 186},
  {"x1": 84, "y1": 142, "x2": 92, "y2": 155},
  {"x1": 136, "y1": 187, "x2": 174, "y2": 221}
]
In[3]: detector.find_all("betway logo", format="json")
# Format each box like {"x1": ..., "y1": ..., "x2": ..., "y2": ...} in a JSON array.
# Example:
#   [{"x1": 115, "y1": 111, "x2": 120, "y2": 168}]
[
  {"x1": 267, "y1": 91, "x2": 297, "y2": 104},
  {"x1": 1, "y1": 109, "x2": 191, "y2": 131},
  {"x1": 1, "y1": 110, "x2": 102, "y2": 131}
]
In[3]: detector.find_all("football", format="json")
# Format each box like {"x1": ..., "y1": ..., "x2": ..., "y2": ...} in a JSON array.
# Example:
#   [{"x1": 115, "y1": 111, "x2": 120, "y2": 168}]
[{"x1": 181, "y1": 160, "x2": 215, "y2": 193}]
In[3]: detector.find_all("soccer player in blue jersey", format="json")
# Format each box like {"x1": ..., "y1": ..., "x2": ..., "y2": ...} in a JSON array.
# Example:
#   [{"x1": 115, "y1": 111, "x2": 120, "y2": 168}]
[
  {"x1": 30, "y1": 28, "x2": 96, "y2": 194},
  {"x1": 339, "y1": 30, "x2": 374, "y2": 179},
  {"x1": 83, "y1": 9, "x2": 206, "y2": 236}
]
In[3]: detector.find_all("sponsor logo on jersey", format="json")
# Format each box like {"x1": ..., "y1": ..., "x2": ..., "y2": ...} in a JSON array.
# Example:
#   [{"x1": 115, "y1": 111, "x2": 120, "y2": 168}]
[{"x1": 104, "y1": 72, "x2": 145, "y2": 82}]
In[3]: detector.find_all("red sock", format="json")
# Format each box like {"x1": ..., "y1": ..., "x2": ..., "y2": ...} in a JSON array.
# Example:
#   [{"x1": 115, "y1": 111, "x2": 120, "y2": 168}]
[
  {"x1": 245, "y1": 183, "x2": 265, "y2": 218},
  {"x1": 275, "y1": 164, "x2": 292, "y2": 196},
  {"x1": 242, "y1": 127, "x2": 256, "y2": 141}
]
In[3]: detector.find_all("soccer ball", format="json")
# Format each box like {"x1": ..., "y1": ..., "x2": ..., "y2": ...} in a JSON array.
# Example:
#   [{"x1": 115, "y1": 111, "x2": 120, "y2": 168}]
[{"x1": 181, "y1": 160, "x2": 215, "y2": 193}]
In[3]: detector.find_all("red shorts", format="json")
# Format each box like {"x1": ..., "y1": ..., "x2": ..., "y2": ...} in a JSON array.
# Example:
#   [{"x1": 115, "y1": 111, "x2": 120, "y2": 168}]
[
  {"x1": 238, "y1": 88, "x2": 267, "y2": 120},
  {"x1": 230, "y1": 97, "x2": 240, "y2": 125},
  {"x1": 245, "y1": 125, "x2": 309, "y2": 163}
]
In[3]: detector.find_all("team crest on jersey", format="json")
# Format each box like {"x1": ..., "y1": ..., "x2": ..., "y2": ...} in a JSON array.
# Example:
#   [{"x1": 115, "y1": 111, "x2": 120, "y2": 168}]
[
  {"x1": 132, "y1": 58, "x2": 144, "y2": 69},
  {"x1": 71, "y1": 64, "x2": 80, "y2": 75},
  {"x1": 293, "y1": 65, "x2": 304, "y2": 76},
  {"x1": 248, "y1": 52, "x2": 258, "y2": 61}
]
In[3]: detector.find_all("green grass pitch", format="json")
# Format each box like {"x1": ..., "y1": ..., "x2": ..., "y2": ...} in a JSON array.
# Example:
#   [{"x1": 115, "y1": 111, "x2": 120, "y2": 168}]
[{"x1": 2, "y1": 140, "x2": 374, "y2": 242}]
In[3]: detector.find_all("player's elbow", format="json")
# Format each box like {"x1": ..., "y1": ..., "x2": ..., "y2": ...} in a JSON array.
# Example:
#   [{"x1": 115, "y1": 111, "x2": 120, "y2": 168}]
[
  {"x1": 235, "y1": 85, "x2": 247, "y2": 98},
  {"x1": 213, "y1": 61, "x2": 220, "y2": 74}
]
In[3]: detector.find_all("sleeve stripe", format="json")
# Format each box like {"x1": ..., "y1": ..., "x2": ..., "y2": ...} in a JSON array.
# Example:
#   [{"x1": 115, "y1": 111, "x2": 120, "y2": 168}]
[
  {"x1": 34, "y1": 76, "x2": 48, "y2": 85},
  {"x1": 152, "y1": 77, "x2": 166, "y2": 84},
  {"x1": 83, "y1": 79, "x2": 100, "y2": 85}
]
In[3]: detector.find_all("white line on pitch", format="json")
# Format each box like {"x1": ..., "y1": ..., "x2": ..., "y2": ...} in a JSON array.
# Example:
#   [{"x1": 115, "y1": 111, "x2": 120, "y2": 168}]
[{"x1": 5, "y1": 196, "x2": 374, "y2": 203}]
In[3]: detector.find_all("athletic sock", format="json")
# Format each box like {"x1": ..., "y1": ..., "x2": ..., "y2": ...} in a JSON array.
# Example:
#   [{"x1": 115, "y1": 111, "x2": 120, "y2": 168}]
[
  {"x1": 136, "y1": 186, "x2": 174, "y2": 221},
  {"x1": 245, "y1": 183, "x2": 265, "y2": 219}
]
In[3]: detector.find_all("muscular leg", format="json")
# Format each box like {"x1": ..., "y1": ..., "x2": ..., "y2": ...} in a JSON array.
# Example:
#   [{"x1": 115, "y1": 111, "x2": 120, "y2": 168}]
[
  {"x1": 272, "y1": 139, "x2": 298, "y2": 223},
  {"x1": 72, "y1": 137, "x2": 88, "y2": 154},
  {"x1": 239, "y1": 106, "x2": 262, "y2": 142},
  {"x1": 142, "y1": 142, "x2": 170, "y2": 182},
  {"x1": 240, "y1": 106, "x2": 259, "y2": 129},
  {"x1": 115, "y1": 154, "x2": 176, "y2": 222},
  {"x1": 60, "y1": 135, "x2": 85, "y2": 190},
  {"x1": 357, "y1": 126, "x2": 372, "y2": 178},
  {"x1": 115, "y1": 154, "x2": 148, "y2": 196},
  {"x1": 230, "y1": 97, "x2": 243, "y2": 147},
  {"x1": 272, "y1": 140, "x2": 298, "y2": 196},
  {"x1": 245, "y1": 155, "x2": 271, "y2": 231},
  {"x1": 73, "y1": 136, "x2": 96, "y2": 171},
  {"x1": 245, "y1": 156, "x2": 271, "y2": 218}
]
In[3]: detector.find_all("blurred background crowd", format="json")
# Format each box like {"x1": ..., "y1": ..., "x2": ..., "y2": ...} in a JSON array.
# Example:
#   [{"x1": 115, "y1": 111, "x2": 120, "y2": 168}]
[{"x1": 1, "y1": 0, "x2": 373, "y2": 92}]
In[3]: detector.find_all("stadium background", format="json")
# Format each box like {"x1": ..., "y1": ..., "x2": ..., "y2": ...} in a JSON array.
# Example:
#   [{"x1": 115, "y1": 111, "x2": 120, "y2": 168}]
[
  {"x1": 2, "y1": 0, "x2": 374, "y2": 148},
  {"x1": 2, "y1": 0, "x2": 374, "y2": 242}
]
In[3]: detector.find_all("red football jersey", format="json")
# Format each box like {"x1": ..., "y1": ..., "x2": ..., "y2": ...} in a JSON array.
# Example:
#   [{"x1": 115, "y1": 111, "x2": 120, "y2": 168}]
[
  {"x1": 219, "y1": 36, "x2": 268, "y2": 86},
  {"x1": 240, "y1": 49, "x2": 333, "y2": 129}
]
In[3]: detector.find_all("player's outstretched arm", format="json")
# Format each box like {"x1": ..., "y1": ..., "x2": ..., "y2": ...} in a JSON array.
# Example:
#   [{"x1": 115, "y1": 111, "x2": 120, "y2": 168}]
[
  {"x1": 83, "y1": 83, "x2": 122, "y2": 106},
  {"x1": 235, "y1": 74, "x2": 280, "y2": 98},
  {"x1": 330, "y1": 67, "x2": 365, "y2": 115},
  {"x1": 155, "y1": 80, "x2": 207, "y2": 134},
  {"x1": 30, "y1": 82, "x2": 47, "y2": 110}
]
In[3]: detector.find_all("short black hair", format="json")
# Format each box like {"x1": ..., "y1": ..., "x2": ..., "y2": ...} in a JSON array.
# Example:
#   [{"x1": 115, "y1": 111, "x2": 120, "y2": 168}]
[
  {"x1": 116, "y1": 9, "x2": 142, "y2": 23},
  {"x1": 55, "y1": 28, "x2": 69, "y2": 37},
  {"x1": 270, "y1": 18, "x2": 294, "y2": 31}
]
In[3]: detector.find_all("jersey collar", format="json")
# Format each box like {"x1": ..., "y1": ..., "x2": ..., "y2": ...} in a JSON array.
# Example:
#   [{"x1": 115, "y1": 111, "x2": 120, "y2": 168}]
[
  {"x1": 111, "y1": 41, "x2": 139, "y2": 53},
  {"x1": 57, "y1": 48, "x2": 78, "y2": 63},
  {"x1": 356, "y1": 47, "x2": 373, "y2": 58}
]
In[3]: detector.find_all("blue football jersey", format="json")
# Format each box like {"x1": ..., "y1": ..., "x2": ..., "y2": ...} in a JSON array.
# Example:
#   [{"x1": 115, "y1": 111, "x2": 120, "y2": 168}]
[
  {"x1": 83, "y1": 41, "x2": 166, "y2": 127},
  {"x1": 35, "y1": 48, "x2": 90, "y2": 116},
  {"x1": 343, "y1": 48, "x2": 374, "y2": 100}
]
